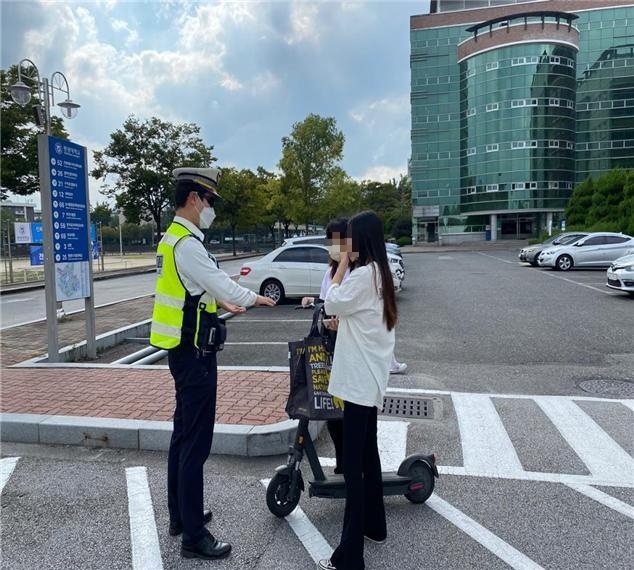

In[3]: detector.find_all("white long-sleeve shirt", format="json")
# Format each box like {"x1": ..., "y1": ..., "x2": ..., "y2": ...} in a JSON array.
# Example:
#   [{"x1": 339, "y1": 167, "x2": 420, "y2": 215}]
[
  {"x1": 319, "y1": 267, "x2": 350, "y2": 301},
  {"x1": 172, "y1": 216, "x2": 257, "y2": 308},
  {"x1": 324, "y1": 263, "x2": 394, "y2": 408}
]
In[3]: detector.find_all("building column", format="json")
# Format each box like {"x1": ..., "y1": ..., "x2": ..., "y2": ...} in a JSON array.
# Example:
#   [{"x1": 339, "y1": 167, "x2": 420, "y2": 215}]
[
  {"x1": 412, "y1": 217, "x2": 418, "y2": 246},
  {"x1": 546, "y1": 212, "x2": 553, "y2": 236},
  {"x1": 489, "y1": 214, "x2": 498, "y2": 241}
]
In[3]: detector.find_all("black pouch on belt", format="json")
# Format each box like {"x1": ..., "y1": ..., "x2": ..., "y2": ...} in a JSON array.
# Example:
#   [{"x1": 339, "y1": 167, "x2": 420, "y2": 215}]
[{"x1": 196, "y1": 309, "x2": 227, "y2": 354}]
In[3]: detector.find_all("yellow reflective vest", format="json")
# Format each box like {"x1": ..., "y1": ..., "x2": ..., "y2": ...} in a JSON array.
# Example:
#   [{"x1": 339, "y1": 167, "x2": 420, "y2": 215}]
[{"x1": 150, "y1": 222, "x2": 217, "y2": 349}]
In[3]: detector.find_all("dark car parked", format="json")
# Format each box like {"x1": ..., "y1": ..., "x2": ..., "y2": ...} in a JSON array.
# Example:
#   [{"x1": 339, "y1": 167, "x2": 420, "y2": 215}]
[{"x1": 518, "y1": 233, "x2": 588, "y2": 266}]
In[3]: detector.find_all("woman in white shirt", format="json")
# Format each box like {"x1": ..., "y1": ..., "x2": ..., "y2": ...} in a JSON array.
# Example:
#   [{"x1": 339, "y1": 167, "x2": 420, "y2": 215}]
[{"x1": 319, "y1": 211, "x2": 398, "y2": 570}]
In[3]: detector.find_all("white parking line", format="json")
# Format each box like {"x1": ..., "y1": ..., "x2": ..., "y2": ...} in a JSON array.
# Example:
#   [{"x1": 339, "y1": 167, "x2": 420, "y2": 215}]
[
  {"x1": 319, "y1": 420, "x2": 409, "y2": 471},
  {"x1": 125, "y1": 466, "x2": 163, "y2": 570},
  {"x1": 225, "y1": 342, "x2": 288, "y2": 345},
  {"x1": 540, "y1": 271, "x2": 617, "y2": 295},
  {"x1": 438, "y1": 465, "x2": 634, "y2": 489},
  {"x1": 0, "y1": 457, "x2": 20, "y2": 494},
  {"x1": 534, "y1": 397, "x2": 634, "y2": 483},
  {"x1": 231, "y1": 319, "x2": 312, "y2": 323},
  {"x1": 260, "y1": 479, "x2": 332, "y2": 563},
  {"x1": 564, "y1": 483, "x2": 634, "y2": 520},
  {"x1": 426, "y1": 495, "x2": 545, "y2": 570},
  {"x1": 452, "y1": 393, "x2": 523, "y2": 477},
  {"x1": 476, "y1": 252, "x2": 515, "y2": 264}
]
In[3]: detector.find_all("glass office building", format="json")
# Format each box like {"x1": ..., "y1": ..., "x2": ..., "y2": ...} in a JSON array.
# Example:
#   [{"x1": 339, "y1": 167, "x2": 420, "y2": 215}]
[{"x1": 410, "y1": 0, "x2": 634, "y2": 242}]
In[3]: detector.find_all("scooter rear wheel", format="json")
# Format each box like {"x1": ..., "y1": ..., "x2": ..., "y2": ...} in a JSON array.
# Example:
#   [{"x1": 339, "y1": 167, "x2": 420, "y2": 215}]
[
  {"x1": 266, "y1": 473, "x2": 301, "y2": 517},
  {"x1": 404, "y1": 461, "x2": 435, "y2": 504}
]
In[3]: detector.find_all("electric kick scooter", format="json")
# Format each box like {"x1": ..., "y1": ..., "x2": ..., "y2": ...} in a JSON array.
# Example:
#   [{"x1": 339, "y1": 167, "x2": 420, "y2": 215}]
[{"x1": 266, "y1": 415, "x2": 439, "y2": 518}]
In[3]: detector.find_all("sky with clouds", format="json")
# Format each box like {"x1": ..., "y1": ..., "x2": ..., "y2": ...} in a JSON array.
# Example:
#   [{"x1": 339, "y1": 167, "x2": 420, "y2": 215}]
[{"x1": 2, "y1": 0, "x2": 431, "y2": 207}]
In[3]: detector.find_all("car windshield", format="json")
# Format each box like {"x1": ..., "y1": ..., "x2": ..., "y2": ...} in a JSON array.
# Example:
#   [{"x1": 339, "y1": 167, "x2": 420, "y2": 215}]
[{"x1": 557, "y1": 234, "x2": 585, "y2": 245}]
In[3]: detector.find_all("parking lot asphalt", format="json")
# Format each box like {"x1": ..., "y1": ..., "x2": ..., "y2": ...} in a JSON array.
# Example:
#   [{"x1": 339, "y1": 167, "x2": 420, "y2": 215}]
[
  {"x1": 2, "y1": 245, "x2": 633, "y2": 570},
  {"x1": 2, "y1": 247, "x2": 633, "y2": 456}
]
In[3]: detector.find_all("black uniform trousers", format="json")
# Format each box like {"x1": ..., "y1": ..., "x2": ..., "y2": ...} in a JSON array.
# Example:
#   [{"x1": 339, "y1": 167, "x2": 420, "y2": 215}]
[
  {"x1": 167, "y1": 344, "x2": 217, "y2": 546},
  {"x1": 330, "y1": 401, "x2": 387, "y2": 570}
]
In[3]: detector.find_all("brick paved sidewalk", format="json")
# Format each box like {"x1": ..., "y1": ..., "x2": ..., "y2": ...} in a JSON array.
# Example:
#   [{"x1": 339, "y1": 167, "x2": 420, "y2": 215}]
[
  {"x1": 1, "y1": 295, "x2": 293, "y2": 434},
  {"x1": 1, "y1": 367, "x2": 289, "y2": 426}
]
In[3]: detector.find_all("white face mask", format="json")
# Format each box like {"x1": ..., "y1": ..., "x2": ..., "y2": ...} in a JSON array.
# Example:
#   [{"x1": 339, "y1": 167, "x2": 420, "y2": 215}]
[
  {"x1": 199, "y1": 206, "x2": 216, "y2": 229},
  {"x1": 328, "y1": 245, "x2": 341, "y2": 262}
]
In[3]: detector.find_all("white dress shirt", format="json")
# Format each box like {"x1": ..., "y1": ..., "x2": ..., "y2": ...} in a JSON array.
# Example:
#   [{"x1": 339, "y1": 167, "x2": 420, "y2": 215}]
[
  {"x1": 172, "y1": 216, "x2": 257, "y2": 308},
  {"x1": 324, "y1": 263, "x2": 394, "y2": 408},
  {"x1": 319, "y1": 267, "x2": 350, "y2": 301}
]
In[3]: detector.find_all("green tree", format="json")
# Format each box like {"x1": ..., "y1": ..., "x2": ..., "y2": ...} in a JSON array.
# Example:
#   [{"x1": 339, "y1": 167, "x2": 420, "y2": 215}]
[
  {"x1": 1, "y1": 66, "x2": 69, "y2": 199},
  {"x1": 90, "y1": 202, "x2": 113, "y2": 227},
  {"x1": 565, "y1": 177, "x2": 594, "y2": 228},
  {"x1": 216, "y1": 167, "x2": 259, "y2": 256},
  {"x1": 279, "y1": 114, "x2": 345, "y2": 232},
  {"x1": 360, "y1": 180, "x2": 402, "y2": 233},
  {"x1": 251, "y1": 168, "x2": 292, "y2": 245},
  {"x1": 619, "y1": 170, "x2": 634, "y2": 236},
  {"x1": 91, "y1": 115, "x2": 215, "y2": 242},
  {"x1": 587, "y1": 168, "x2": 626, "y2": 231},
  {"x1": 319, "y1": 168, "x2": 362, "y2": 224}
]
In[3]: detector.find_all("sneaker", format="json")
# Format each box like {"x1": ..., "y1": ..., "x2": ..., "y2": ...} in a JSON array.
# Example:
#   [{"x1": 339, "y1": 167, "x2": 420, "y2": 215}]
[
  {"x1": 317, "y1": 559, "x2": 336, "y2": 570},
  {"x1": 390, "y1": 362, "x2": 407, "y2": 374}
]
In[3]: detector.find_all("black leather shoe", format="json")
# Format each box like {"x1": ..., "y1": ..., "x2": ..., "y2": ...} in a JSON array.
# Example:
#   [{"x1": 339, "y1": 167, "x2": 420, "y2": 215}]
[
  {"x1": 169, "y1": 510, "x2": 212, "y2": 536},
  {"x1": 181, "y1": 535, "x2": 231, "y2": 560}
]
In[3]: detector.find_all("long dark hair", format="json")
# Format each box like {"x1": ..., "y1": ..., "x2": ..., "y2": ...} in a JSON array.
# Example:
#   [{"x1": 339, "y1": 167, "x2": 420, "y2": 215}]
[
  {"x1": 347, "y1": 210, "x2": 397, "y2": 331},
  {"x1": 326, "y1": 217, "x2": 348, "y2": 278}
]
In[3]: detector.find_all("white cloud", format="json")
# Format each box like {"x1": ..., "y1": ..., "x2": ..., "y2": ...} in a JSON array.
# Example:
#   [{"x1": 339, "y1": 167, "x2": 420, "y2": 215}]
[
  {"x1": 286, "y1": 3, "x2": 320, "y2": 45},
  {"x1": 110, "y1": 18, "x2": 139, "y2": 47},
  {"x1": 349, "y1": 95, "x2": 409, "y2": 128},
  {"x1": 357, "y1": 165, "x2": 406, "y2": 183}
]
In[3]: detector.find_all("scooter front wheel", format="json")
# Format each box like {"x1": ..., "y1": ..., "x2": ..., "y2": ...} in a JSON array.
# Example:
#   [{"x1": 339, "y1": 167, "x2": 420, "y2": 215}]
[
  {"x1": 266, "y1": 473, "x2": 301, "y2": 517},
  {"x1": 404, "y1": 461, "x2": 435, "y2": 504}
]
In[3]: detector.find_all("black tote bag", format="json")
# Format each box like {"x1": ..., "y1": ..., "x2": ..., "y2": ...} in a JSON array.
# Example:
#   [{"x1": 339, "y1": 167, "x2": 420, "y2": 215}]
[{"x1": 285, "y1": 303, "x2": 343, "y2": 421}]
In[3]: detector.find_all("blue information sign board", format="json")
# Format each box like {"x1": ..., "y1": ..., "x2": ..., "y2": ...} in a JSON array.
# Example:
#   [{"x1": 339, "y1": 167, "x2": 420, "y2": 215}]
[
  {"x1": 30, "y1": 245, "x2": 44, "y2": 266},
  {"x1": 48, "y1": 137, "x2": 89, "y2": 263},
  {"x1": 32, "y1": 222, "x2": 43, "y2": 244}
]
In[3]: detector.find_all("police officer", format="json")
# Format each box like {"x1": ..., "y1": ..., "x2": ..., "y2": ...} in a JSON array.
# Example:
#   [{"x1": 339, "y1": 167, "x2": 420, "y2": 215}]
[{"x1": 150, "y1": 167, "x2": 275, "y2": 560}]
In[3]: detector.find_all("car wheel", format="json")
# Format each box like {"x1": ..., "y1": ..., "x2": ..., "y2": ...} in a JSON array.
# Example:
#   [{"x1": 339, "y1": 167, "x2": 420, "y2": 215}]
[
  {"x1": 530, "y1": 255, "x2": 540, "y2": 267},
  {"x1": 261, "y1": 279, "x2": 285, "y2": 303},
  {"x1": 556, "y1": 254, "x2": 573, "y2": 271}
]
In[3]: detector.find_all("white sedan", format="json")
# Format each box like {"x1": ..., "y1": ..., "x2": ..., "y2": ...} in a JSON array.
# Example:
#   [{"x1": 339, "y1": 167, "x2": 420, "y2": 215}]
[
  {"x1": 238, "y1": 244, "x2": 402, "y2": 303},
  {"x1": 606, "y1": 253, "x2": 634, "y2": 297}
]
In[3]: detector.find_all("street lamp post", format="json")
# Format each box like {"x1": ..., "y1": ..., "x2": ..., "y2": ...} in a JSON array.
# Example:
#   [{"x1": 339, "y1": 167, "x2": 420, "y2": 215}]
[
  {"x1": 97, "y1": 221, "x2": 105, "y2": 272},
  {"x1": 118, "y1": 209, "x2": 124, "y2": 258},
  {"x1": 9, "y1": 58, "x2": 95, "y2": 362},
  {"x1": 10, "y1": 58, "x2": 80, "y2": 135}
]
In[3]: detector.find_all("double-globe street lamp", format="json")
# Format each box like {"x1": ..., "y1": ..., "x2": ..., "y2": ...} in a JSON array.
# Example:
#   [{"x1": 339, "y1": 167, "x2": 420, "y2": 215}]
[
  {"x1": 9, "y1": 58, "x2": 80, "y2": 133},
  {"x1": 8, "y1": 58, "x2": 95, "y2": 361}
]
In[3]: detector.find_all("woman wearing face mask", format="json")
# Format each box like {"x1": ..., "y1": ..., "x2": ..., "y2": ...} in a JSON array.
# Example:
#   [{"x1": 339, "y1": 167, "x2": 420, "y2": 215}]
[
  {"x1": 320, "y1": 217, "x2": 350, "y2": 475},
  {"x1": 318, "y1": 211, "x2": 397, "y2": 570}
]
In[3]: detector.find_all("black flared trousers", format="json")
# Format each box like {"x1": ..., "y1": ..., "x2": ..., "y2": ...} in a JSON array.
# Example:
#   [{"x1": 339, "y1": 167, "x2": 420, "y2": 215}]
[{"x1": 330, "y1": 401, "x2": 387, "y2": 570}]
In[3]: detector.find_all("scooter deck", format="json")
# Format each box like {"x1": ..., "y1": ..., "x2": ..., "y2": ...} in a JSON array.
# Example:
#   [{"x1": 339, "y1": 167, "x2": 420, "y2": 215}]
[{"x1": 309, "y1": 472, "x2": 411, "y2": 499}]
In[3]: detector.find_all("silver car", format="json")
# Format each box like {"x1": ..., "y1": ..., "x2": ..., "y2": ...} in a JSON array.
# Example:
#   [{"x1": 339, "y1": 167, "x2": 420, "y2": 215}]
[
  {"x1": 538, "y1": 232, "x2": 634, "y2": 271},
  {"x1": 606, "y1": 253, "x2": 634, "y2": 296},
  {"x1": 518, "y1": 233, "x2": 588, "y2": 266}
]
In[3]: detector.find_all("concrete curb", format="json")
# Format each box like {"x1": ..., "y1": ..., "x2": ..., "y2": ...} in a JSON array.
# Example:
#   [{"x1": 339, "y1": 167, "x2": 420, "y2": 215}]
[{"x1": 0, "y1": 412, "x2": 324, "y2": 457}]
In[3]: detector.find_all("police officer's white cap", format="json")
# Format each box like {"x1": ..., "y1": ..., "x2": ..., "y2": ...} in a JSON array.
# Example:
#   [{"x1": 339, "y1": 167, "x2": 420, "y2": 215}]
[{"x1": 173, "y1": 167, "x2": 221, "y2": 198}]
